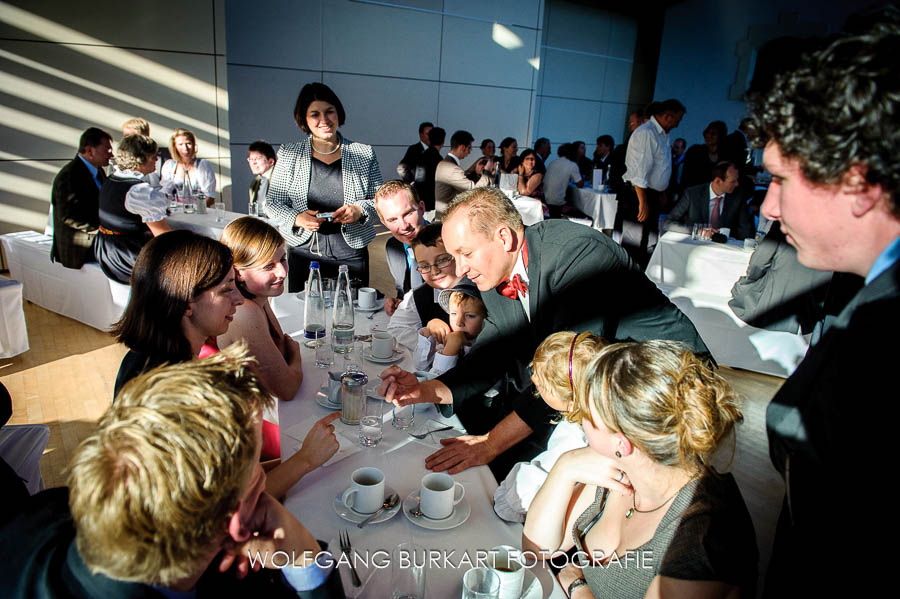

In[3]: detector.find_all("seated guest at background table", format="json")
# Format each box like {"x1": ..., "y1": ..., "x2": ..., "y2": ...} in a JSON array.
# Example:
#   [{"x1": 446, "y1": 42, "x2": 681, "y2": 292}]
[
  {"x1": 498, "y1": 137, "x2": 519, "y2": 174},
  {"x1": 480, "y1": 138, "x2": 498, "y2": 163},
  {"x1": 380, "y1": 188, "x2": 708, "y2": 479},
  {"x1": 50, "y1": 126, "x2": 113, "y2": 270},
  {"x1": 247, "y1": 140, "x2": 277, "y2": 210},
  {"x1": 121, "y1": 117, "x2": 170, "y2": 183},
  {"x1": 592, "y1": 135, "x2": 614, "y2": 176},
  {"x1": 94, "y1": 134, "x2": 172, "y2": 284},
  {"x1": 663, "y1": 160, "x2": 755, "y2": 239},
  {"x1": 516, "y1": 149, "x2": 544, "y2": 200},
  {"x1": 375, "y1": 180, "x2": 427, "y2": 315},
  {"x1": 0, "y1": 349, "x2": 342, "y2": 598},
  {"x1": 111, "y1": 230, "x2": 337, "y2": 498},
  {"x1": 573, "y1": 140, "x2": 593, "y2": 181},
  {"x1": 681, "y1": 120, "x2": 727, "y2": 189},
  {"x1": 434, "y1": 130, "x2": 493, "y2": 216},
  {"x1": 265, "y1": 82, "x2": 382, "y2": 292},
  {"x1": 219, "y1": 217, "x2": 303, "y2": 402},
  {"x1": 415, "y1": 283, "x2": 485, "y2": 376},
  {"x1": 670, "y1": 137, "x2": 687, "y2": 195},
  {"x1": 396, "y1": 121, "x2": 432, "y2": 183},
  {"x1": 524, "y1": 340, "x2": 757, "y2": 599},
  {"x1": 543, "y1": 143, "x2": 583, "y2": 218},
  {"x1": 161, "y1": 127, "x2": 217, "y2": 205},
  {"x1": 533, "y1": 137, "x2": 550, "y2": 175},
  {"x1": 416, "y1": 126, "x2": 445, "y2": 212},
  {"x1": 493, "y1": 331, "x2": 599, "y2": 523},
  {"x1": 387, "y1": 222, "x2": 461, "y2": 350}
]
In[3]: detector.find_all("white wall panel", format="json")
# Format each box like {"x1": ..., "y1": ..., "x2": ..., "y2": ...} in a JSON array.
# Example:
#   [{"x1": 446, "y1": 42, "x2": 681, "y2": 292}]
[
  {"x1": 440, "y1": 17, "x2": 536, "y2": 89},
  {"x1": 537, "y1": 97, "x2": 600, "y2": 143},
  {"x1": 370, "y1": 145, "x2": 408, "y2": 185},
  {"x1": 597, "y1": 102, "x2": 628, "y2": 145},
  {"x1": 544, "y1": 0, "x2": 609, "y2": 55},
  {"x1": 227, "y1": 65, "x2": 320, "y2": 145},
  {"x1": 607, "y1": 14, "x2": 637, "y2": 60},
  {"x1": 225, "y1": 0, "x2": 322, "y2": 70},
  {"x1": 324, "y1": 0, "x2": 442, "y2": 80},
  {"x1": 0, "y1": 0, "x2": 216, "y2": 54},
  {"x1": 322, "y1": 73, "x2": 439, "y2": 147},
  {"x1": 445, "y1": 0, "x2": 543, "y2": 29},
  {"x1": 438, "y1": 84, "x2": 532, "y2": 148},
  {"x1": 602, "y1": 59, "x2": 633, "y2": 104},
  {"x1": 540, "y1": 48, "x2": 607, "y2": 101}
]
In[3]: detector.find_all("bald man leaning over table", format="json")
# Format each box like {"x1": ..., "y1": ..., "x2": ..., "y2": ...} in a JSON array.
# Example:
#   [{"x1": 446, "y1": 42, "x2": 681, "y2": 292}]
[{"x1": 379, "y1": 187, "x2": 709, "y2": 478}]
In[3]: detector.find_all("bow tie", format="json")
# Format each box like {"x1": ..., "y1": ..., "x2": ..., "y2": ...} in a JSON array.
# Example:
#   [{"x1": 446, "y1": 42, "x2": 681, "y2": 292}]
[{"x1": 498, "y1": 274, "x2": 528, "y2": 299}]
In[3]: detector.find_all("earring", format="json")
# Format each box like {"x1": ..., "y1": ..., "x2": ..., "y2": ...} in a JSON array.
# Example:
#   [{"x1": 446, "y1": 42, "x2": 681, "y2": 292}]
[{"x1": 615, "y1": 451, "x2": 622, "y2": 458}]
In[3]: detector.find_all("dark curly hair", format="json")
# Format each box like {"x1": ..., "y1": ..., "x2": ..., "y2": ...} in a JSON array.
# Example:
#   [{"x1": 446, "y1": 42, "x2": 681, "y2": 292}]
[{"x1": 748, "y1": 5, "x2": 900, "y2": 216}]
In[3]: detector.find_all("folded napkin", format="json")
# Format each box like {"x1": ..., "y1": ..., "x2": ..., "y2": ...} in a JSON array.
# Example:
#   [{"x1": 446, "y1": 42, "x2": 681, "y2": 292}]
[{"x1": 283, "y1": 415, "x2": 362, "y2": 468}]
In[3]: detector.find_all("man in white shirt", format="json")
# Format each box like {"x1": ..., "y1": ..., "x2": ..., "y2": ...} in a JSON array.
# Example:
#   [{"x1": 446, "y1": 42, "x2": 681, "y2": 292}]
[
  {"x1": 542, "y1": 143, "x2": 584, "y2": 217},
  {"x1": 247, "y1": 140, "x2": 276, "y2": 210},
  {"x1": 434, "y1": 130, "x2": 493, "y2": 216},
  {"x1": 620, "y1": 98, "x2": 686, "y2": 266}
]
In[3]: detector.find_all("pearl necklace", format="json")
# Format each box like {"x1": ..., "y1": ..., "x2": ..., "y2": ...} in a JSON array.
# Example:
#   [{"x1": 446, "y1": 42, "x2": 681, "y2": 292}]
[{"x1": 311, "y1": 132, "x2": 341, "y2": 156}]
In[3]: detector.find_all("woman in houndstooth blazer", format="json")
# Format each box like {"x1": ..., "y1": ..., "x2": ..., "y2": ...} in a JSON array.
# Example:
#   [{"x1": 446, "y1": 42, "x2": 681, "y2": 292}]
[{"x1": 265, "y1": 82, "x2": 382, "y2": 291}]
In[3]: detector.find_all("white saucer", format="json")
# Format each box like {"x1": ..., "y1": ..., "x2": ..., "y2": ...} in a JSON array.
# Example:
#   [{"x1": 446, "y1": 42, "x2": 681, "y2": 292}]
[
  {"x1": 333, "y1": 487, "x2": 401, "y2": 525},
  {"x1": 519, "y1": 569, "x2": 543, "y2": 599},
  {"x1": 354, "y1": 297, "x2": 385, "y2": 312},
  {"x1": 315, "y1": 386, "x2": 341, "y2": 410},
  {"x1": 402, "y1": 490, "x2": 471, "y2": 530},
  {"x1": 362, "y1": 347, "x2": 404, "y2": 364}
]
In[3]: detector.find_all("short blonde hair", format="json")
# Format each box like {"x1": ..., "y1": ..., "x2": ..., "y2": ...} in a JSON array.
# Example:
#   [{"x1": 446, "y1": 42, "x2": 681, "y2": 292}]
[
  {"x1": 68, "y1": 344, "x2": 273, "y2": 586},
  {"x1": 169, "y1": 128, "x2": 198, "y2": 162},
  {"x1": 449, "y1": 291, "x2": 486, "y2": 317},
  {"x1": 115, "y1": 134, "x2": 158, "y2": 170},
  {"x1": 532, "y1": 331, "x2": 607, "y2": 409},
  {"x1": 445, "y1": 187, "x2": 523, "y2": 238},
  {"x1": 374, "y1": 180, "x2": 420, "y2": 215},
  {"x1": 122, "y1": 117, "x2": 150, "y2": 136},
  {"x1": 571, "y1": 340, "x2": 742, "y2": 470}
]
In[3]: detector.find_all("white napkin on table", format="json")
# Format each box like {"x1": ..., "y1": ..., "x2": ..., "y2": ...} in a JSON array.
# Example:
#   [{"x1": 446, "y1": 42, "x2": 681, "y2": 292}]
[{"x1": 283, "y1": 415, "x2": 362, "y2": 468}]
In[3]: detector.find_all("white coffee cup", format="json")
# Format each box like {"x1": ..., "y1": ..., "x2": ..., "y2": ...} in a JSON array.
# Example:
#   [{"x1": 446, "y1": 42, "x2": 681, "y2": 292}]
[
  {"x1": 371, "y1": 330, "x2": 397, "y2": 359},
  {"x1": 341, "y1": 467, "x2": 385, "y2": 514},
  {"x1": 358, "y1": 287, "x2": 377, "y2": 309},
  {"x1": 718, "y1": 227, "x2": 731, "y2": 238},
  {"x1": 420, "y1": 472, "x2": 465, "y2": 520},
  {"x1": 488, "y1": 545, "x2": 525, "y2": 599}
]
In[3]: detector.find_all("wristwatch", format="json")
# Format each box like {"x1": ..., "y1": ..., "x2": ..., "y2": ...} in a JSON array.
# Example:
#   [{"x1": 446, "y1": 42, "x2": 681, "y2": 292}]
[{"x1": 567, "y1": 577, "x2": 588, "y2": 596}]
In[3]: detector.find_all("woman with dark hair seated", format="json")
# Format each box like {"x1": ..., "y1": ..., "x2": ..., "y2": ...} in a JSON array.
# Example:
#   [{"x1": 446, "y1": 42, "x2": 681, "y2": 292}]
[
  {"x1": 111, "y1": 230, "x2": 337, "y2": 498},
  {"x1": 524, "y1": 340, "x2": 757, "y2": 599},
  {"x1": 265, "y1": 82, "x2": 382, "y2": 292},
  {"x1": 498, "y1": 137, "x2": 520, "y2": 174},
  {"x1": 94, "y1": 134, "x2": 171, "y2": 284},
  {"x1": 219, "y1": 216, "x2": 303, "y2": 402},
  {"x1": 516, "y1": 149, "x2": 544, "y2": 200}
]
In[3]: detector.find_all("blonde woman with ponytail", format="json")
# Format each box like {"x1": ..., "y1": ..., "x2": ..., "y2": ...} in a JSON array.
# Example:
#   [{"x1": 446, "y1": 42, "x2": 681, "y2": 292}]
[{"x1": 524, "y1": 340, "x2": 758, "y2": 599}]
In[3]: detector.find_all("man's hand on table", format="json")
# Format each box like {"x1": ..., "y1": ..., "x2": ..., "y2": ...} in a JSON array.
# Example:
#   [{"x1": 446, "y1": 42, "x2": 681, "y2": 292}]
[
  {"x1": 425, "y1": 435, "x2": 498, "y2": 474},
  {"x1": 385, "y1": 296, "x2": 402, "y2": 316},
  {"x1": 379, "y1": 365, "x2": 442, "y2": 406}
]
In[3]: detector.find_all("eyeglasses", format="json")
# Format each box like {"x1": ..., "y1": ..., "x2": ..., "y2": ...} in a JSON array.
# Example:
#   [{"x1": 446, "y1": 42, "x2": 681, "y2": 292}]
[{"x1": 416, "y1": 255, "x2": 454, "y2": 274}]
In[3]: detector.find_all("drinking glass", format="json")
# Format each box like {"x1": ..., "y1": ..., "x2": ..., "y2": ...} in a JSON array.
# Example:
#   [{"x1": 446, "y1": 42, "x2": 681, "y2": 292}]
[
  {"x1": 315, "y1": 336, "x2": 333, "y2": 368},
  {"x1": 359, "y1": 394, "x2": 384, "y2": 447},
  {"x1": 392, "y1": 404, "x2": 414, "y2": 429},
  {"x1": 214, "y1": 201, "x2": 226, "y2": 222},
  {"x1": 391, "y1": 543, "x2": 426, "y2": 599},
  {"x1": 462, "y1": 568, "x2": 500, "y2": 599}
]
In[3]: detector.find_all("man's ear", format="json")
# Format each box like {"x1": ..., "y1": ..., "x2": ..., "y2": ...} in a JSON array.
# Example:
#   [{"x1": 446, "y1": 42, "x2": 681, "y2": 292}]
[
  {"x1": 844, "y1": 164, "x2": 884, "y2": 217},
  {"x1": 496, "y1": 226, "x2": 517, "y2": 251}
]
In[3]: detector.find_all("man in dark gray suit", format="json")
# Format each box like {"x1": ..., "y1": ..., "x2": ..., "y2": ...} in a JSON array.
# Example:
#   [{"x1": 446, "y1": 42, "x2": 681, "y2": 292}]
[
  {"x1": 50, "y1": 127, "x2": 113, "y2": 269},
  {"x1": 375, "y1": 180, "x2": 427, "y2": 316},
  {"x1": 380, "y1": 187, "x2": 707, "y2": 476},
  {"x1": 663, "y1": 160, "x2": 755, "y2": 239}
]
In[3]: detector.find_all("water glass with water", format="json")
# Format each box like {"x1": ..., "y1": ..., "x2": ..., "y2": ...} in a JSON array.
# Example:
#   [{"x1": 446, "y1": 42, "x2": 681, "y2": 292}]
[
  {"x1": 392, "y1": 404, "x2": 414, "y2": 429},
  {"x1": 214, "y1": 201, "x2": 225, "y2": 222},
  {"x1": 315, "y1": 336, "x2": 334, "y2": 368},
  {"x1": 359, "y1": 394, "x2": 384, "y2": 447},
  {"x1": 462, "y1": 568, "x2": 501, "y2": 599},
  {"x1": 392, "y1": 543, "x2": 426, "y2": 599}
]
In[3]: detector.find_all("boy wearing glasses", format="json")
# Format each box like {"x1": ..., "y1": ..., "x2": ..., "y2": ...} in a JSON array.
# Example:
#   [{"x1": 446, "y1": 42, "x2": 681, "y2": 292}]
[{"x1": 387, "y1": 223, "x2": 465, "y2": 349}]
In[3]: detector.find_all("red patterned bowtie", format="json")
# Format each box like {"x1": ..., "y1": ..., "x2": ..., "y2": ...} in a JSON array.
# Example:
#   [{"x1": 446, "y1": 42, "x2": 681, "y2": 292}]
[{"x1": 498, "y1": 274, "x2": 528, "y2": 299}]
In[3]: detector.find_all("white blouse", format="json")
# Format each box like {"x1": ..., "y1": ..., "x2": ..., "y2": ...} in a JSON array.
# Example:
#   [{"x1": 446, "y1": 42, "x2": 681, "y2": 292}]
[
  {"x1": 161, "y1": 158, "x2": 217, "y2": 198},
  {"x1": 114, "y1": 167, "x2": 172, "y2": 223}
]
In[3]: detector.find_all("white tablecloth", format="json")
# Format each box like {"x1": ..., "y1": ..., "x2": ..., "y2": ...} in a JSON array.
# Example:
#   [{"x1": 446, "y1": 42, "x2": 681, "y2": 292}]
[
  {"x1": 271, "y1": 293, "x2": 561, "y2": 598},
  {"x1": 646, "y1": 232, "x2": 809, "y2": 377},
  {"x1": 511, "y1": 196, "x2": 544, "y2": 226},
  {"x1": 568, "y1": 186, "x2": 617, "y2": 230},
  {"x1": 167, "y1": 208, "x2": 243, "y2": 239},
  {"x1": 0, "y1": 277, "x2": 29, "y2": 358}
]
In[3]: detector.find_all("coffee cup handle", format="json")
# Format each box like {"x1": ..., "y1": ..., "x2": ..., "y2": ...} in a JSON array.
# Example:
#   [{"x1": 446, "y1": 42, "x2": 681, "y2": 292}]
[
  {"x1": 341, "y1": 487, "x2": 357, "y2": 509},
  {"x1": 452, "y1": 482, "x2": 465, "y2": 505}
]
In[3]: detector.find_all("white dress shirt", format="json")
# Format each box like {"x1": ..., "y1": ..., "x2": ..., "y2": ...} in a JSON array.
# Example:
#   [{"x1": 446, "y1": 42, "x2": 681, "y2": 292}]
[
  {"x1": 708, "y1": 183, "x2": 724, "y2": 224},
  {"x1": 387, "y1": 287, "x2": 441, "y2": 350},
  {"x1": 161, "y1": 158, "x2": 217, "y2": 198},
  {"x1": 623, "y1": 116, "x2": 672, "y2": 191},
  {"x1": 542, "y1": 157, "x2": 581, "y2": 206},
  {"x1": 510, "y1": 245, "x2": 530, "y2": 321},
  {"x1": 413, "y1": 331, "x2": 470, "y2": 375}
]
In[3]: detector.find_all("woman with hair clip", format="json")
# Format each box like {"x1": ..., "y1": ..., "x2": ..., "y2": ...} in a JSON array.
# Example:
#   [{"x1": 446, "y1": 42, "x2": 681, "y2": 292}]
[
  {"x1": 524, "y1": 340, "x2": 757, "y2": 599},
  {"x1": 160, "y1": 127, "x2": 217, "y2": 205},
  {"x1": 218, "y1": 216, "x2": 303, "y2": 402},
  {"x1": 111, "y1": 230, "x2": 338, "y2": 499}
]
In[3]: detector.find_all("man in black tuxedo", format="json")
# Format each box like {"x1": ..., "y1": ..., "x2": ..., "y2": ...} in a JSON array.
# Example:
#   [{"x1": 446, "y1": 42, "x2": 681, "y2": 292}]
[
  {"x1": 416, "y1": 126, "x2": 445, "y2": 212},
  {"x1": 663, "y1": 161, "x2": 755, "y2": 239},
  {"x1": 396, "y1": 121, "x2": 432, "y2": 184},
  {"x1": 380, "y1": 187, "x2": 707, "y2": 476},
  {"x1": 50, "y1": 127, "x2": 113, "y2": 269},
  {"x1": 533, "y1": 137, "x2": 550, "y2": 175},
  {"x1": 375, "y1": 180, "x2": 427, "y2": 316},
  {"x1": 749, "y1": 8, "x2": 900, "y2": 596}
]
